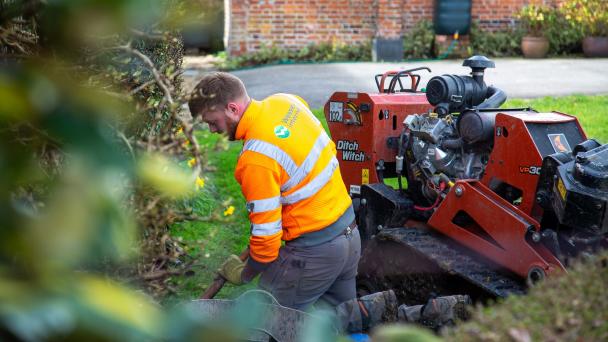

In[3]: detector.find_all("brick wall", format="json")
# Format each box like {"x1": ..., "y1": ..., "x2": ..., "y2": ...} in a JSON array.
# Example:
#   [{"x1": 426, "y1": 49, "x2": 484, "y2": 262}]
[
  {"x1": 402, "y1": 0, "x2": 434, "y2": 31},
  {"x1": 471, "y1": 0, "x2": 556, "y2": 32},
  {"x1": 226, "y1": 0, "x2": 560, "y2": 56},
  {"x1": 226, "y1": 0, "x2": 377, "y2": 55}
]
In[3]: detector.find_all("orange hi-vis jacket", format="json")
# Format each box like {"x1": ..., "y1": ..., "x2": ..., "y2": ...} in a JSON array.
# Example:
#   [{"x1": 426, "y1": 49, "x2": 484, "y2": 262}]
[{"x1": 234, "y1": 94, "x2": 352, "y2": 264}]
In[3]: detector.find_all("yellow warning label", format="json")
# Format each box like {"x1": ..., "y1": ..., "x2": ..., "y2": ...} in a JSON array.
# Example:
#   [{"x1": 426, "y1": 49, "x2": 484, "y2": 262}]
[
  {"x1": 362, "y1": 169, "x2": 369, "y2": 185},
  {"x1": 557, "y1": 178, "x2": 567, "y2": 201}
]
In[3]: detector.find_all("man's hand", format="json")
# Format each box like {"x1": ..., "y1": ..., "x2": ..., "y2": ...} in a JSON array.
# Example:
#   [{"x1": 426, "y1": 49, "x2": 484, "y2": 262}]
[{"x1": 218, "y1": 254, "x2": 245, "y2": 285}]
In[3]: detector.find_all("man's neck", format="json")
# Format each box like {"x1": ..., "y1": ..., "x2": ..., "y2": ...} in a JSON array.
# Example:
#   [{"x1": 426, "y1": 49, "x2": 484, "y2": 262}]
[{"x1": 240, "y1": 96, "x2": 252, "y2": 118}]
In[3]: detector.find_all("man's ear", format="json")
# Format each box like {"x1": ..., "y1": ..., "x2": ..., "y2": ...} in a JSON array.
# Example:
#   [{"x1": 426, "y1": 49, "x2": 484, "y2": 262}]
[{"x1": 226, "y1": 102, "x2": 240, "y2": 119}]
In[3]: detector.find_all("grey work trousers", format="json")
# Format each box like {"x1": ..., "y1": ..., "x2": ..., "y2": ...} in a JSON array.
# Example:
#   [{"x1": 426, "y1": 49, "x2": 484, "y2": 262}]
[{"x1": 258, "y1": 227, "x2": 361, "y2": 311}]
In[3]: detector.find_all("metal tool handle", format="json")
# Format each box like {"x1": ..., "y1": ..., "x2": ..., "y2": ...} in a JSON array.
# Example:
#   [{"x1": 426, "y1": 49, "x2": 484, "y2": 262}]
[{"x1": 200, "y1": 247, "x2": 250, "y2": 299}]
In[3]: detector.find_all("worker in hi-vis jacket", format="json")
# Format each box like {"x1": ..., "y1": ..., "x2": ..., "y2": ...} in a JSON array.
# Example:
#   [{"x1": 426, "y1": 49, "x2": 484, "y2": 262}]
[{"x1": 188, "y1": 72, "x2": 470, "y2": 333}]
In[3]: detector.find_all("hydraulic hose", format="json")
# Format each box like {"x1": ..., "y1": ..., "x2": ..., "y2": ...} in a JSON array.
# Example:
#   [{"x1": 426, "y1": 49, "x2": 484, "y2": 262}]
[
  {"x1": 441, "y1": 137, "x2": 463, "y2": 149},
  {"x1": 477, "y1": 86, "x2": 507, "y2": 109}
]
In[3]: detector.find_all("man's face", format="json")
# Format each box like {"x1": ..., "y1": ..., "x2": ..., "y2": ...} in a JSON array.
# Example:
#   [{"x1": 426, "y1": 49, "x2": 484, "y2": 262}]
[{"x1": 200, "y1": 103, "x2": 240, "y2": 140}]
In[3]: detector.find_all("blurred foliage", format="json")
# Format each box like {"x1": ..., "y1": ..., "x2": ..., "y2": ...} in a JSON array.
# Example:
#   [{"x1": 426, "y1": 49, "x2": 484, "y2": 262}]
[
  {"x1": 218, "y1": 40, "x2": 372, "y2": 70},
  {"x1": 403, "y1": 20, "x2": 435, "y2": 59},
  {"x1": 544, "y1": 12, "x2": 585, "y2": 56},
  {"x1": 468, "y1": 23, "x2": 523, "y2": 58},
  {"x1": 0, "y1": 0, "x2": 243, "y2": 340},
  {"x1": 373, "y1": 324, "x2": 441, "y2": 342},
  {"x1": 560, "y1": 0, "x2": 608, "y2": 37},
  {"x1": 469, "y1": 17, "x2": 582, "y2": 58},
  {"x1": 445, "y1": 251, "x2": 608, "y2": 341},
  {"x1": 517, "y1": 4, "x2": 555, "y2": 37},
  {"x1": 440, "y1": 6, "x2": 587, "y2": 59},
  {"x1": 516, "y1": 3, "x2": 585, "y2": 56}
]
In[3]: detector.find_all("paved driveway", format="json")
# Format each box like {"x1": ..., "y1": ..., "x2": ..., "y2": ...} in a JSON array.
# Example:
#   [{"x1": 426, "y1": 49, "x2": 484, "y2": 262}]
[{"x1": 216, "y1": 58, "x2": 608, "y2": 108}]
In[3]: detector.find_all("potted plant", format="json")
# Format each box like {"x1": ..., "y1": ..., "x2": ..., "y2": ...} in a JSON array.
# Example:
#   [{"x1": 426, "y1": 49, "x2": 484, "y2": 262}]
[
  {"x1": 561, "y1": 0, "x2": 608, "y2": 57},
  {"x1": 518, "y1": 5, "x2": 553, "y2": 58}
]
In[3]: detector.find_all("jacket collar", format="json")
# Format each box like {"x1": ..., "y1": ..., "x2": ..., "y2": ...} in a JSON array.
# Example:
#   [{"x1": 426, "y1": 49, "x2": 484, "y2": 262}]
[{"x1": 235, "y1": 99, "x2": 261, "y2": 140}]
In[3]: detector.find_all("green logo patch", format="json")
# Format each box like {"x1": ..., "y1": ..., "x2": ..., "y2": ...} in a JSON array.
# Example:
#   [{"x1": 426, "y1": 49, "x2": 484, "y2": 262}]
[{"x1": 274, "y1": 125, "x2": 290, "y2": 139}]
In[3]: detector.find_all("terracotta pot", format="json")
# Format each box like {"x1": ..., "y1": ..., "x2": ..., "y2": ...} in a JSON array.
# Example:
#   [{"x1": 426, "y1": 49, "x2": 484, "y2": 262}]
[
  {"x1": 582, "y1": 36, "x2": 608, "y2": 58},
  {"x1": 521, "y1": 36, "x2": 549, "y2": 58}
]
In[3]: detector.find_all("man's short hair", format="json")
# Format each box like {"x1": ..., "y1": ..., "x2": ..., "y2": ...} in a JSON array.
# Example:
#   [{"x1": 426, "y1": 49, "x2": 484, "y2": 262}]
[{"x1": 188, "y1": 72, "x2": 246, "y2": 117}]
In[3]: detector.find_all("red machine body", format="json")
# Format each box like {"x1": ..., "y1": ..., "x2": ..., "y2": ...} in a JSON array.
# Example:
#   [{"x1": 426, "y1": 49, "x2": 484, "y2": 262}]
[
  {"x1": 325, "y1": 91, "x2": 431, "y2": 195},
  {"x1": 324, "y1": 63, "x2": 604, "y2": 295},
  {"x1": 324, "y1": 69, "x2": 433, "y2": 196},
  {"x1": 428, "y1": 111, "x2": 587, "y2": 279}
]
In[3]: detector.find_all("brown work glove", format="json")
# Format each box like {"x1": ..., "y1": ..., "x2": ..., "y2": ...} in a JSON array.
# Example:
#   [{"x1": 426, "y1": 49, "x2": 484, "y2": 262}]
[{"x1": 218, "y1": 254, "x2": 245, "y2": 285}]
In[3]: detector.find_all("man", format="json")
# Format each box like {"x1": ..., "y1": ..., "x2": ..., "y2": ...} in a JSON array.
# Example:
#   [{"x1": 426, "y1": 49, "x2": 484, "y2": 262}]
[
  {"x1": 188, "y1": 72, "x2": 360, "y2": 310},
  {"x1": 188, "y1": 72, "x2": 471, "y2": 332}
]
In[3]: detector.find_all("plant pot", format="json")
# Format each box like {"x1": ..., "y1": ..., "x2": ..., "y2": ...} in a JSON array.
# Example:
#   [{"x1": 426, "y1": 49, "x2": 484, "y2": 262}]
[
  {"x1": 521, "y1": 36, "x2": 549, "y2": 58},
  {"x1": 582, "y1": 36, "x2": 608, "y2": 57}
]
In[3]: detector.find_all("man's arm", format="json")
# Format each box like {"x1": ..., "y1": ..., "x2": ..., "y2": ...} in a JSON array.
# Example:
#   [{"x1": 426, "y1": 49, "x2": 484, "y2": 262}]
[{"x1": 235, "y1": 159, "x2": 284, "y2": 283}]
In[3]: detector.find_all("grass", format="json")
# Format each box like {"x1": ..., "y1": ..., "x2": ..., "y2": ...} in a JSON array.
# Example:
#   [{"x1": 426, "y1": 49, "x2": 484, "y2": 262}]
[
  {"x1": 504, "y1": 95, "x2": 608, "y2": 143},
  {"x1": 165, "y1": 94, "x2": 608, "y2": 305},
  {"x1": 164, "y1": 130, "x2": 254, "y2": 305}
]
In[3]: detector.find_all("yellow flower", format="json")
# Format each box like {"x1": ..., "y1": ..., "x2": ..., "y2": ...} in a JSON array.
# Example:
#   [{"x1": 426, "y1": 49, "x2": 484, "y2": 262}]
[
  {"x1": 176, "y1": 126, "x2": 183, "y2": 134},
  {"x1": 187, "y1": 158, "x2": 196, "y2": 168},
  {"x1": 195, "y1": 176, "x2": 205, "y2": 190},
  {"x1": 223, "y1": 205, "x2": 235, "y2": 216},
  {"x1": 182, "y1": 139, "x2": 190, "y2": 148}
]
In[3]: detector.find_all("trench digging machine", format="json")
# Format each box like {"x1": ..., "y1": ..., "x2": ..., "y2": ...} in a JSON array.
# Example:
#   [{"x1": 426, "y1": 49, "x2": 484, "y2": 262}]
[{"x1": 325, "y1": 56, "x2": 608, "y2": 304}]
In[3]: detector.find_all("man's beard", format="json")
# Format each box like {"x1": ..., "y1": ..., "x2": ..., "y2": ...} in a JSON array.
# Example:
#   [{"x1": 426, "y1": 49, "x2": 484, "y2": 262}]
[{"x1": 227, "y1": 118, "x2": 238, "y2": 141}]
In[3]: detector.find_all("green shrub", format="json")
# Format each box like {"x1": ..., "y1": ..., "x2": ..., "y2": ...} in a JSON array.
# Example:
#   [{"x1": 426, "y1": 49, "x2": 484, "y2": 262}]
[
  {"x1": 0, "y1": 0, "x2": 213, "y2": 339},
  {"x1": 218, "y1": 40, "x2": 372, "y2": 70},
  {"x1": 446, "y1": 251, "x2": 608, "y2": 341},
  {"x1": 517, "y1": 4, "x2": 556, "y2": 37},
  {"x1": 470, "y1": 6, "x2": 584, "y2": 58},
  {"x1": 545, "y1": 12, "x2": 584, "y2": 55},
  {"x1": 1, "y1": 0, "x2": 208, "y2": 310},
  {"x1": 468, "y1": 23, "x2": 523, "y2": 57},
  {"x1": 403, "y1": 20, "x2": 435, "y2": 59},
  {"x1": 516, "y1": 3, "x2": 584, "y2": 55},
  {"x1": 561, "y1": 0, "x2": 608, "y2": 37}
]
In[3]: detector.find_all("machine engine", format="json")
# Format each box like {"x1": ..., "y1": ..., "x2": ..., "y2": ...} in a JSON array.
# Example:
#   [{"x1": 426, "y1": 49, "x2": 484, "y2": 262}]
[
  {"x1": 403, "y1": 113, "x2": 490, "y2": 202},
  {"x1": 325, "y1": 56, "x2": 607, "y2": 301},
  {"x1": 399, "y1": 56, "x2": 506, "y2": 203}
]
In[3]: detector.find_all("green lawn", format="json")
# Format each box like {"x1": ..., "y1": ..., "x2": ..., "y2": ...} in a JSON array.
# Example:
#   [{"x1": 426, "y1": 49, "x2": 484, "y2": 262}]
[
  {"x1": 504, "y1": 95, "x2": 608, "y2": 143},
  {"x1": 164, "y1": 131, "x2": 255, "y2": 305},
  {"x1": 166, "y1": 94, "x2": 608, "y2": 304}
]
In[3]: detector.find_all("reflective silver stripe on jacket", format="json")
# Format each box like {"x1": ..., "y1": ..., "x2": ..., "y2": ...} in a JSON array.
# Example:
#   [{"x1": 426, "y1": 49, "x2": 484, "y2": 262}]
[
  {"x1": 281, "y1": 157, "x2": 338, "y2": 205},
  {"x1": 243, "y1": 139, "x2": 298, "y2": 177},
  {"x1": 247, "y1": 196, "x2": 281, "y2": 213},
  {"x1": 280, "y1": 132, "x2": 330, "y2": 192},
  {"x1": 251, "y1": 219, "x2": 282, "y2": 236}
]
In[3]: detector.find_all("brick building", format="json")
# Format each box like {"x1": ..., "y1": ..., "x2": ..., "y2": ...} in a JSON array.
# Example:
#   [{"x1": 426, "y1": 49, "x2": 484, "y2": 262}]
[{"x1": 225, "y1": 0, "x2": 560, "y2": 56}]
